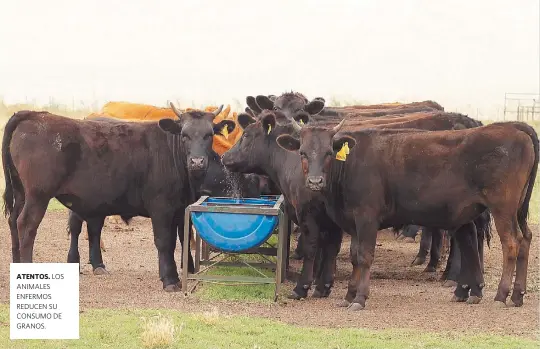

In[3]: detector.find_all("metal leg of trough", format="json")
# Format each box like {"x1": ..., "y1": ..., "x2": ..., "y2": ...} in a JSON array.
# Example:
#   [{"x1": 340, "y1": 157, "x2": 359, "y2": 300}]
[
  {"x1": 182, "y1": 207, "x2": 191, "y2": 295},
  {"x1": 275, "y1": 210, "x2": 287, "y2": 301},
  {"x1": 194, "y1": 226, "x2": 201, "y2": 273}
]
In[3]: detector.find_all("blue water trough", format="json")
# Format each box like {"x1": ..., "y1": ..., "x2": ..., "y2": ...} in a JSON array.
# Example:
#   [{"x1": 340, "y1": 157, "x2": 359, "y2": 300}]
[{"x1": 181, "y1": 195, "x2": 291, "y2": 301}]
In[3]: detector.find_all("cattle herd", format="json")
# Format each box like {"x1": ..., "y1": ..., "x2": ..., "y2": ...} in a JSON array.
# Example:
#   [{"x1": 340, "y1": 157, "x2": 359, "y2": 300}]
[{"x1": 2, "y1": 91, "x2": 538, "y2": 312}]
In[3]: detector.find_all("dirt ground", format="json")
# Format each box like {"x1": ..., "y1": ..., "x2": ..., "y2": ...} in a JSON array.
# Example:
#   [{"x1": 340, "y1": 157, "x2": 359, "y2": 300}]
[{"x1": 0, "y1": 210, "x2": 539, "y2": 338}]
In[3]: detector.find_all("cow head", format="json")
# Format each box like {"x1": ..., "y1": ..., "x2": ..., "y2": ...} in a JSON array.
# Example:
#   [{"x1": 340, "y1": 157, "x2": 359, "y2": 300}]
[
  {"x1": 276, "y1": 118, "x2": 356, "y2": 191},
  {"x1": 158, "y1": 102, "x2": 235, "y2": 174},
  {"x1": 221, "y1": 110, "x2": 302, "y2": 175},
  {"x1": 255, "y1": 92, "x2": 326, "y2": 122}
]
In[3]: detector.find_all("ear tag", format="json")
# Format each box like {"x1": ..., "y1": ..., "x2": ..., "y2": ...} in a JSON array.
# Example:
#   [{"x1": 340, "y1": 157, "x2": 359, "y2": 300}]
[
  {"x1": 299, "y1": 119, "x2": 304, "y2": 125},
  {"x1": 221, "y1": 125, "x2": 229, "y2": 139},
  {"x1": 336, "y1": 142, "x2": 349, "y2": 161},
  {"x1": 267, "y1": 124, "x2": 272, "y2": 134}
]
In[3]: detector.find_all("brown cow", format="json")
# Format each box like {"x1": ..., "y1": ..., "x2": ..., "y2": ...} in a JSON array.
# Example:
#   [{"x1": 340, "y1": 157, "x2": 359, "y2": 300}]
[{"x1": 276, "y1": 119, "x2": 538, "y2": 309}]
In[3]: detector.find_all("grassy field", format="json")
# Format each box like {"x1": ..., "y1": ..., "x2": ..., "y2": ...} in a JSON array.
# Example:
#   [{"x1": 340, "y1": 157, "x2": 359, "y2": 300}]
[{"x1": 0, "y1": 305, "x2": 537, "y2": 349}]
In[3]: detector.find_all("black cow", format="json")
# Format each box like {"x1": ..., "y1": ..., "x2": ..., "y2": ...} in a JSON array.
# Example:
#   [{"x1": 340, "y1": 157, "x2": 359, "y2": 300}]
[
  {"x1": 276, "y1": 119, "x2": 538, "y2": 310},
  {"x1": 222, "y1": 111, "x2": 343, "y2": 298},
  {"x1": 2, "y1": 105, "x2": 235, "y2": 292}
]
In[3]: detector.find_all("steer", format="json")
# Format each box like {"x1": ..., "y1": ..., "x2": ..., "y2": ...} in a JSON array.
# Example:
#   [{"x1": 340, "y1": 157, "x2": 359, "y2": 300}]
[
  {"x1": 223, "y1": 111, "x2": 343, "y2": 298},
  {"x1": 276, "y1": 119, "x2": 538, "y2": 310},
  {"x1": 2, "y1": 105, "x2": 235, "y2": 292}
]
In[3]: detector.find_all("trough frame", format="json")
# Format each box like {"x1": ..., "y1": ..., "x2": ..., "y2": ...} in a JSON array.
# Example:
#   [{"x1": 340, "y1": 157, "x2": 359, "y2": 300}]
[{"x1": 182, "y1": 195, "x2": 291, "y2": 301}]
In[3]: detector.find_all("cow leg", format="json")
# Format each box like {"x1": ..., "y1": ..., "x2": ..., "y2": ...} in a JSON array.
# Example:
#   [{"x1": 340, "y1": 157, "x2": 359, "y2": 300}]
[
  {"x1": 288, "y1": 219, "x2": 318, "y2": 300},
  {"x1": 478, "y1": 229, "x2": 485, "y2": 274},
  {"x1": 313, "y1": 229, "x2": 343, "y2": 298},
  {"x1": 511, "y1": 221, "x2": 532, "y2": 307},
  {"x1": 424, "y1": 228, "x2": 443, "y2": 272},
  {"x1": 87, "y1": 217, "x2": 108, "y2": 275},
  {"x1": 17, "y1": 194, "x2": 50, "y2": 263},
  {"x1": 342, "y1": 217, "x2": 378, "y2": 311},
  {"x1": 493, "y1": 214, "x2": 522, "y2": 306},
  {"x1": 411, "y1": 227, "x2": 431, "y2": 266},
  {"x1": 9, "y1": 190, "x2": 25, "y2": 263},
  {"x1": 441, "y1": 236, "x2": 460, "y2": 287},
  {"x1": 67, "y1": 211, "x2": 83, "y2": 274},
  {"x1": 151, "y1": 213, "x2": 181, "y2": 291},
  {"x1": 291, "y1": 229, "x2": 304, "y2": 260},
  {"x1": 176, "y1": 219, "x2": 195, "y2": 274},
  {"x1": 450, "y1": 222, "x2": 484, "y2": 304}
]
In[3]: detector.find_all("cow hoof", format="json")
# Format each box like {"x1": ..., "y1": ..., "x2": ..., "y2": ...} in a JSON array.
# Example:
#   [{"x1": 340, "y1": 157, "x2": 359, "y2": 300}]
[
  {"x1": 403, "y1": 237, "x2": 416, "y2": 243},
  {"x1": 347, "y1": 302, "x2": 365, "y2": 311},
  {"x1": 287, "y1": 290, "x2": 305, "y2": 300},
  {"x1": 510, "y1": 292, "x2": 524, "y2": 307},
  {"x1": 163, "y1": 283, "x2": 181, "y2": 292},
  {"x1": 312, "y1": 287, "x2": 331, "y2": 298},
  {"x1": 451, "y1": 295, "x2": 468, "y2": 302},
  {"x1": 93, "y1": 267, "x2": 109, "y2": 275},
  {"x1": 411, "y1": 257, "x2": 425, "y2": 266},
  {"x1": 493, "y1": 300, "x2": 507, "y2": 308},
  {"x1": 337, "y1": 299, "x2": 351, "y2": 308},
  {"x1": 423, "y1": 265, "x2": 436, "y2": 273},
  {"x1": 466, "y1": 296, "x2": 482, "y2": 305},
  {"x1": 442, "y1": 280, "x2": 458, "y2": 288}
]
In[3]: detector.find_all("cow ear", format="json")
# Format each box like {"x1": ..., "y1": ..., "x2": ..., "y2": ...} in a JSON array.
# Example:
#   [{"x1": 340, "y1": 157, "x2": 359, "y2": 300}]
[
  {"x1": 305, "y1": 98, "x2": 325, "y2": 115},
  {"x1": 244, "y1": 107, "x2": 256, "y2": 117},
  {"x1": 276, "y1": 134, "x2": 301, "y2": 152},
  {"x1": 246, "y1": 96, "x2": 262, "y2": 113},
  {"x1": 238, "y1": 112, "x2": 256, "y2": 129},
  {"x1": 256, "y1": 95, "x2": 274, "y2": 111},
  {"x1": 214, "y1": 120, "x2": 236, "y2": 137},
  {"x1": 293, "y1": 113, "x2": 310, "y2": 125},
  {"x1": 332, "y1": 135, "x2": 357, "y2": 153},
  {"x1": 268, "y1": 95, "x2": 277, "y2": 102},
  {"x1": 261, "y1": 112, "x2": 276, "y2": 135},
  {"x1": 158, "y1": 119, "x2": 182, "y2": 134}
]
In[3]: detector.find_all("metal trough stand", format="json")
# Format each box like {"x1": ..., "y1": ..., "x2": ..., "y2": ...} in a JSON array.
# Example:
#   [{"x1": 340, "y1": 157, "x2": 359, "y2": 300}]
[{"x1": 182, "y1": 195, "x2": 291, "y2": 301}]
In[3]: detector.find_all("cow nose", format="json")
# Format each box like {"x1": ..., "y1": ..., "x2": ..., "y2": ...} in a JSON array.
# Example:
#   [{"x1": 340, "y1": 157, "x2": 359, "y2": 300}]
[
  {"x1": 307, "y1": 176, "x2": 323, "y2": 185},
  {"x1": 190, "y1": 157, "x2": 204, "y2": 168}
]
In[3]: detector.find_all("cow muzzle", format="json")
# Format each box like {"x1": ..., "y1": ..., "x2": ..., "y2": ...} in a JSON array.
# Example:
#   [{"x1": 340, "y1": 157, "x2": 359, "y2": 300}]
[
  {"x1": 188, "y1": 157, "x2": 206, "y2": 171},
  {"x1": 306, "y1": 176, "x2": 325, "y2": 191}
]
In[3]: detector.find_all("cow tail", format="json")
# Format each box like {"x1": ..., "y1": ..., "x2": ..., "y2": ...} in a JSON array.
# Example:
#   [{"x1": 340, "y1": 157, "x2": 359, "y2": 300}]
[
  {"x1": 2, "y1": 111, "x2": 30, "y2": 218},
  {"x1": 513, "y1": 123, "x2": 539, "y2": 235}
]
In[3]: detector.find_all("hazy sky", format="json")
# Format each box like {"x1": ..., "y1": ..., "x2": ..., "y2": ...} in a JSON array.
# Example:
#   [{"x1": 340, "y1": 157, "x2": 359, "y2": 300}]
[{"x1": 0, "y1": 0, "x2": 538, "y2": 118}]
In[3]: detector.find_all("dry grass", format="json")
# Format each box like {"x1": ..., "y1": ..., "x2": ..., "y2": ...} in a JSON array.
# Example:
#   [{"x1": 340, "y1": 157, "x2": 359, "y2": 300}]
[{"x1": 140, "y1": 313, "x2": 179, "y2": 349}]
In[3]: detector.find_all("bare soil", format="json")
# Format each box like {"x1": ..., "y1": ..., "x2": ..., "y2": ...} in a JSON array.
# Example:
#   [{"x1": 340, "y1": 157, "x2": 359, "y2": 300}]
[{"x1": 1, "y1": 210, "x2": 539, "y2": 337}]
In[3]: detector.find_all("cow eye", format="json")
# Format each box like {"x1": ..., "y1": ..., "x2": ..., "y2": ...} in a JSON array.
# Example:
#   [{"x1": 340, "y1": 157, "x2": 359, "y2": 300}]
[
  {"x1": 299, "y1": 151, "x2": 307, "y2": 158},
  {"x1": 273, "y1": 106, "x2": 279, "y2": 111}
]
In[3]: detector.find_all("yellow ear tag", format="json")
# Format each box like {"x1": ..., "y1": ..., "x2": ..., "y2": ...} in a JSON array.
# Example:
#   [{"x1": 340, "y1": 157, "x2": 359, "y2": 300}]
[
  {"x1": 221, "y1": 125, "x2": 229, "y2": 139},
  {"x1": 336, "y1": 142, "x2": 349, "y2": 161},
  {"x1": 267, "y1": 124, "x2": 272, "y2": 134},
  {"x1": 299, "y1": 119, "x2": 304, "y2": 125}
]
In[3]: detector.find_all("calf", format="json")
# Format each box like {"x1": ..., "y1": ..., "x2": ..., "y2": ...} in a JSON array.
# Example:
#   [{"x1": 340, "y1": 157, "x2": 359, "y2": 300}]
[
  {"x1": 2, "y1": 105, "x2": 235, "y2": 292},
  {"x1": 276, "y1": 119, "x2": 538, "y2": 309}
]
